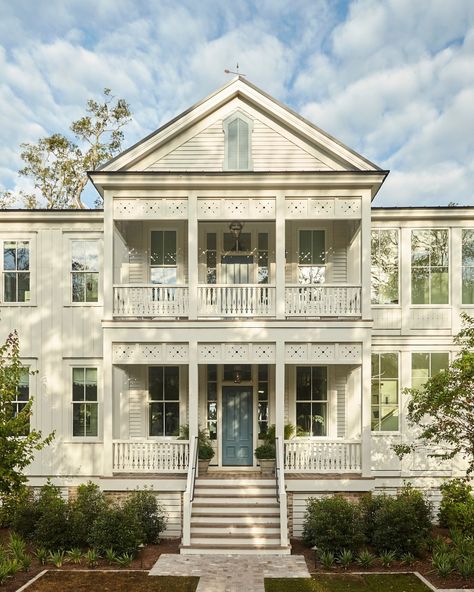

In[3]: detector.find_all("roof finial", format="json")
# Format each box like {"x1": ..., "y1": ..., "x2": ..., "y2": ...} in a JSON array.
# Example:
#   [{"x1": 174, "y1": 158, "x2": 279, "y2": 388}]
[{"x1": 224, "y1": 63, "x2": 246, "y2": 77}]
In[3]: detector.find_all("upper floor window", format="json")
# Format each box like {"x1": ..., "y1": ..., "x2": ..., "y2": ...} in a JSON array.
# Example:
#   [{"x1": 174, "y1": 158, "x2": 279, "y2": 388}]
[
  {"x1": 150, "y1": 230, "x2": 177, "y2": 284},
  {"x1": 3, "y1": 240, "x2": 30, "y2": 302},
  {"x1": 296, "y1": 366, "x2": 327, "y2": 437},
  {"x1": 371, "y1": 229, "x2": 399, "y2": 304},
  {"x1": 412, "y1": 352, "x2": 449, "y2": 390},
  {"x1": 148, "y1": 366, "x2": 179, "y2": 437},
  {"x1": 371, "y1": 353, "x2": 399, "y2": 432},
  {"x1": 462, "y1": 229, "x2": 474, "y2": 304},
  {"x1": 411, "y1": 229, "x2": 449, "y2": 304},
  {"x1": 71, "y1": 240, "x2": 99, "y2": 303},
  {"x1": 72, "y1": 367, "x2": 98, "y2": 437},
  {"x1": 224, "y1": 113, "x2": 253, "y2": 171},
  {"x1": 298, "y1": 230, "x2": 326, "y2": 284}
]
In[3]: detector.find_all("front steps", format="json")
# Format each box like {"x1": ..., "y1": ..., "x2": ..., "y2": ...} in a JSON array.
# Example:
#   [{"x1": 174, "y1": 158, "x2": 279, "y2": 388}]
[{"x1": 180, "y1": 477, "x2": 290, "y2": 555}]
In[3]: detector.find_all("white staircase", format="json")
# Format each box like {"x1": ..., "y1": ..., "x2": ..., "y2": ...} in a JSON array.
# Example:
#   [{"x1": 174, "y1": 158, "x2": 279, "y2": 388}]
[{"x1": 180, "y1": 478, "x2": 290, "y2": 555}]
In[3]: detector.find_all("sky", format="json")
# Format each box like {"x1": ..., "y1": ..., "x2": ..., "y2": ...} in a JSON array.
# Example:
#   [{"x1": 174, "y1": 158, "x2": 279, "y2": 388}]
[{"x1": 0, "y1": 0, "x2": 473, "y2": 208}]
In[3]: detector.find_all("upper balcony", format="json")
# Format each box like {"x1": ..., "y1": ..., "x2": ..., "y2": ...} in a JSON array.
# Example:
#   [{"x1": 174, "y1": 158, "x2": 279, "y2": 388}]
[{"x1": 112, "y1": 214, "x2": 363, "y2": 320}]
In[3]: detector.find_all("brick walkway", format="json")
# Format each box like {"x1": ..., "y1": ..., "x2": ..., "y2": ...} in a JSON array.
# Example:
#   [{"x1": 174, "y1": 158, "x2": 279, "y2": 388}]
[{"x1": 149, "y1": 553, "x2": 310, "y2": 592}]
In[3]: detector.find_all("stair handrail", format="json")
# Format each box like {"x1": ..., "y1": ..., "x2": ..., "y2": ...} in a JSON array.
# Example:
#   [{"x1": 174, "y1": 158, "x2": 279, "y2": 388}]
[
  {"x1": 182, "y1": 435, "x2": 198, "y2": 547},
  {"x1": 275, "y1": 436, "x2": 289, "y2": 547}
]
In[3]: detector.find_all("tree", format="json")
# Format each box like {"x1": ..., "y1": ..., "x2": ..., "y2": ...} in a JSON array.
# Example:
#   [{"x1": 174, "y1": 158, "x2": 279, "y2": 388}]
[
  {"x1": 394, "y1": 313, "x2": 474, "y2": 475},
  {"x1": 11, "y1": 88, "x2": 131, "y2": 209},
  {"x1": 0, "y1": 331, "x2": 53, "y2": 496}
]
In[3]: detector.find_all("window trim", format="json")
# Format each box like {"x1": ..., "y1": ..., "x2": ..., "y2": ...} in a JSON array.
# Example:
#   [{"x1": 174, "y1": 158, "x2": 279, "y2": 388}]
[
  {"x1": 70, "y1": 240, "x2": 100, "y2": 304},
  {"x1": 148, "y1": 227, "x2": 183, "y2": 285},
  {"x1": 67, "y1": 362, "x2": 102, "y2": 442},
  {"x1": 295, "y1": 366, "x2": 329, "y2": 438},
  {"x1": 371, "y1": 228, "x2": 400, "y2": 306},
  {"x1": 411, "y1": 351, "x2": 450, "y2": 390},
  {"x1": 64, "y1": 234, "x2": 103, "y2": 307},
  {"x1": 410, "y1": 228, "x2": 450, "y2": 306},
  {"x1": 462, "y1": 228, "x2": 474, "y2": 306},
  {"x1": 223, "y1": 111, "x2": 253, "y2": 171},
  {"x1": 371, "y1": 352, "x2": 400, "y2": 434},
  {"x1": 0, "y1": 236, "x2": 35, "y2": 306},
  {"x1": 147, "y1": 365, "x2": 181, "y2": 439},
  {"x1": 297, "y1": 228, "x2": 327, "y2": 285}
]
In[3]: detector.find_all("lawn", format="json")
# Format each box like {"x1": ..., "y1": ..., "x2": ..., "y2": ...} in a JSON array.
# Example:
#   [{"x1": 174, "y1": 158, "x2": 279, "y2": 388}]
[
  {"x1": 24, "y1": 571, "x2": 199, "y2": 592},
  {"x1": 265, "y1": 574, "x2": 431, "y2": 592}
]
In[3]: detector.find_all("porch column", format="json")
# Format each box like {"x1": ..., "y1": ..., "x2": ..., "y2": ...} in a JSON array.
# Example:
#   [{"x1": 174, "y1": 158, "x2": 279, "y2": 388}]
[
  {"x1": 188, "y1": 341, "x2": 199, "y2": 440},
  {"x1": 188, "y1": 194, "x2": 198, "y2": 320},
  {"x1": 275, "y1": 192, "x2": 286, "y2": 319},
  {"x1": 361, "y1": 343, "x2": 372, "y2": 477},
  {"x1": 102, "y1": 337, "x2": 113, "y2": 476},
  {"x1": 103, "y1": 189, "x2": 114, "y2": 320},
  {"x1": 275, "y1": 340, "x2": 285, "y2": 440},
  {"x1": 360, "y1": 190, "x2": 372, "y2": 321}
]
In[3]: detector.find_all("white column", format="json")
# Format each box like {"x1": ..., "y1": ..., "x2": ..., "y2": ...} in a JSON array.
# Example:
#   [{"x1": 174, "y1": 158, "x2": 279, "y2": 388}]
[
  {"x1": 275, "y1": 340, "x2": 285, "y2": 440},
  {"x1": 360, "y1": 341, "x2": 372, "y2": 478},
  {"x1": 275, "y1": 192, "x2": 286, "y2": 319},
  {"x1": 188, "y1": 194, "x2": 198, "y2": 320},
  {"x1": 188, "y1": 341, "x2": 199, "y2": 440},
  {"x1": 102, "y1": 336, "x2": 114, "y2": 476},
  {"x1": 103, "y1": 189, "x2": 114, "y2": 320},
  {"x1": 360, "y1": 190, "x2": 372, "y2": 320}
]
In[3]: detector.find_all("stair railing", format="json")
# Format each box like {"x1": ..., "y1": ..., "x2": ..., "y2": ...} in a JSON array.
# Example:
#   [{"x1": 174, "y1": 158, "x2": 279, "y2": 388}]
[
  {"x1": 182, "y1": 435, "x2": 198, "y2": 547},
  {"x1": 275, "y1": 436, "x2": 289, "y2": 547}
]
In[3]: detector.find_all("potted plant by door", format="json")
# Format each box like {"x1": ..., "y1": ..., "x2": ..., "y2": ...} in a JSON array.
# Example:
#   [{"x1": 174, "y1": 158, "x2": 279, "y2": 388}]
[
  {"x1": 198, "y1": 440, "x2": 215, "y2": 475},
  {"x1": 255, "y1": 442, "x2": 276, "y2": 476}
]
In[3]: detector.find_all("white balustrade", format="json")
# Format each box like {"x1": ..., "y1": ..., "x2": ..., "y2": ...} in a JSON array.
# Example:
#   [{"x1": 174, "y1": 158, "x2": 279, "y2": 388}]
[
  {"x1": 113, "y1": 440, "x2": 189, "y2": 473},
  {"x1": 114, "y1": 285, "x2": 188, "y2": 317},
  {"x1": 284, "y1": 439, "x2": 361, "y2": 472},
  {"x1": 198, "y1": 284, "x2": 276, "y2": 317},
  {"x1": 285, "y1": 285, "x2": 361, "y2": 317}
]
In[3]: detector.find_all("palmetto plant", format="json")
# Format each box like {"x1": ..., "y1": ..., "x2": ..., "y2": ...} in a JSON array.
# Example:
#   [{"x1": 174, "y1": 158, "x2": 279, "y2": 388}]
[
  {"x1": 356, "y1": 549, "x2": 376, "y2": 568},
  {"x1": 48, "y1": 550, "x2": 65, "y2": 568},
  {"x1": 66, "y1": 548, "x2": 83, "y2": 564}
]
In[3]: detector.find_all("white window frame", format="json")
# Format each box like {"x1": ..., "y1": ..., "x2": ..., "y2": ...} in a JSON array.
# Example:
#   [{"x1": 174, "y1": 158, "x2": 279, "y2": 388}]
[
  {"x1": 148, "y1": 227, "x2": 182, "y2": 285},
  {"x1": 146, "y1": 365, "x2": 182, "y2": 439},
  {"x1": 67, "y1": 361, "x2": 102, "y2": 442},
  {"x1": 223, "y1": 111, "x2": 253, "y2": 171},
  {"x1": 371, "y1": 352, "x2": 400, "y2": 434},
  {"x1": 0, "y1": 235, "x2": 35, "y2": 306},
  {"x1": 63, "y1": 233, "x2": 103, "y2": 307},
  {"x1": 410, "y1": 228, "x2": 450, "y2": 306},
  {"x1": 371, "y1": 228, "x2": 400, "y2": 306},
  {"x1": 462, "y1": 228, "x2": 474, "y2": 306},
  {"x1": 411, "y1": 351, "x2": 450, "y2": 390},
  {"x1": 294, "y1": 365, "x2": 330, "y2": 438},
  {"x1": 297, "y1": 228, "x2": 327, "y2": 285}
]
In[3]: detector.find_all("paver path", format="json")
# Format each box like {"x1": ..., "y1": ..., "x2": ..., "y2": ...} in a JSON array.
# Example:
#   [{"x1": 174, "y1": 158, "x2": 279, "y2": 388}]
[{"x1": 149, "y1": 553, "x2": 310, "y2": 592}]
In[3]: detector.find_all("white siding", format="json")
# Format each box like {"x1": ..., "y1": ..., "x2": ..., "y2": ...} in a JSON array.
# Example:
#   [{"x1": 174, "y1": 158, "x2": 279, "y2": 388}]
[
  {"x1": 128, "y1": 366, "x2": 147, "y2": 438},
  {"x1": 156, "y1": 491, "x2": 182, "y2": 538},
  {"x1": 332, "y1": 221, "x2": 348, "y2": 283},
  {"x1": 334, "y1": 366, "x2": 347, "y2": 438}
]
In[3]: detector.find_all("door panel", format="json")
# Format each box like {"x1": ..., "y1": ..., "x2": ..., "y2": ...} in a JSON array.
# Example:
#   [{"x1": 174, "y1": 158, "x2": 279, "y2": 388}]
[{"x1": 222, "y1": 387, "x2": 253, "y2": 466}]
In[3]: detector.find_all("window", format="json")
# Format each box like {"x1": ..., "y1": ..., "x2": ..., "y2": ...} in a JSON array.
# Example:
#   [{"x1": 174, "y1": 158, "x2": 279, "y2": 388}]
[
  {"x1": 462, "y1": 229, "x2": 474, "y2": 304},
  {"x1": 412, "y1": 352, "x2": 449, "y2": 390},
  {"x1": 298, "y1": 230, "x2": 325, "y2": 284},
  {"x1": 223, "y1": 365, "x2": 252, "y2": 382},
  {"x1": 12, "y1": 368, "x2": 30, "y2": 435},
  {"x1": 257, "y1": 233, "x2": 269, "y2": 284},
  {"x1": 411, "y1": 230, "x2": 449, "y2": 304},
  {"x1": 224, "y1": 114, "x2": 252, "y2": 170},
  {"x1": 296, "y1": 367, "x2": 327, "y2": 437},
  {"x1": 148, "y1": 367, "x2": 179, "y2": 437},
  {"x1": 206, "y1": 233, "x2": 217, "y2": 284},
  {"x1": 72, "y1": 368, "x2": 98, "y2": 437},
  {"x1": 258, "y1": 365, "x2": 269, "y2": 438},
  {"x1": 3, "y1": 240, "x2": 30, "y2": 302},
  {"x1": 150, "y1": 231, "x2": 177, "y2": 284},
  {"x1": 207, "y1": 365, "x2": 217, "y2": 440},
  {"x1": 371, "y1": 353, "x2": 399, "y2": 431},
  {"x1": 371, "y1": 229, "x2": 399, "y2": 304},
  {"x1": 71, "y1": 241, "x2": 99, "y2": 302}
]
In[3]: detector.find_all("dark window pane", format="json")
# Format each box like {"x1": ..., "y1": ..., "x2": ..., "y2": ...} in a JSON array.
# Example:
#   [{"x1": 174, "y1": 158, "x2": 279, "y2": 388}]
[
  {"x1": 207, "y1": 382, "x2": 217, "y2": 401},
  {"x1": 165, "y1": 367, "x2": 179, "y2": 400},
  {"x1": 85, "y1": 404, "x2": 98, "y2": 436},
  {"x1": 312, "y1": 231, "x2": 325, "y2": 264},
  {"x1": 223, "y1": 364, "x2": 251, "y2": 381},
  {"x1": 299, "y1": 231, "x2": 312, "y2": 264},
  {"x1": 258, "y1": 233, "x2": 268, "y2": 250},
  {"x1": 207, "y1": 364, "x2": 217, "y2": 382},
  {"x1": 164, "y1": 231, "x2": 177, "y2": 265},
  {"x1": 296, "y1": 367, "x2": 311, "y2": 400},
  {"x1": 258, "y1": 365, "x2": 268, "y2": 382},
  {"x1": 312, "y1": 367, "x2": 327, "y2": 399},
  {"x1": 164, "y1": 402, "x2": 179, "y2": 436},
  {"x1": 149, "y1": 367, "x2": 164, "y2": 400},
  {"x1": 209, "y1": 422, "x2": 217, "y2": 440},
  {"x1": 312, "y1": 403, "x2": 327, "y2": 436},
  {"x1": 296, "y1": 402, "x2": 312, "y2": 435},
  {"x1": 72, "y1": 273, "x2": 85, "y2": 302},
  {"x1": 149, "y1": 402, "x2": 163, "y2": 436},
  {"x1": 73, "y1": 404, "x2": 85, "y2": 436},
  {"x1": 4, "y1": 273, "x2": 16, "y2": 302},
  {"x1": 207, "y1": 233, "x2": 216, "y2": 251},
  {"x1": 17, "y1": 273, "x2": 30, "y2": 302},
  {"x1": 258, "y1": 383, "x2": 268, "y2": 401},
  {"x1": 150, "y1": 231, "x2": 164, "y2": 265},
  {"x1": 208, "y1": 401, "x2": 217, "y2": 421}
]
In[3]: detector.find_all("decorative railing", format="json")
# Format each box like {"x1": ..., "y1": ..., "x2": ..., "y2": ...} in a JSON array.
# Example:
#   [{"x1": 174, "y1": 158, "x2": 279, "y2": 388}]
[
  {"x1": 284, "y1": 439, "x2": 361, "y2": 473},
  {"x1": 112, "y1": 440, "x2": 189, "y2": 473},
  {"x1": 198, "y1": 284, "x2": 276, "y2": 317},
  {"x1": 285, "y1": 285, "x2": 361, "y2": 317},
  {"x1": 113, "y1": 285, "x2": 188, "y2": 317}
]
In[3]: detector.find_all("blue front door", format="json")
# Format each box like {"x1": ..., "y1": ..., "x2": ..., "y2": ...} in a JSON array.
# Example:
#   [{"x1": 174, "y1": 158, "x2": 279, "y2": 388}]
[{"x1": 222, "y1": 387, "x2": 253, "y2": 466}]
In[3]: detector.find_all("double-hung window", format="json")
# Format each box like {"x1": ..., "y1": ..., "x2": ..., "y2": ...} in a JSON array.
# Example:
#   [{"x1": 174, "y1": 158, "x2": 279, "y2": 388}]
[
  {"x1": 371, "y1": 229, "x2": 399, "y2": 304},
  {"x1": 462, "y1": 229, "x2": 474, "y2": 304},
  {"x1": 3, "y1": 240, "x2": 30, "y2": 302},
  {"x1": 71, "y1": 241, "x2": 99, "y2": 303},
  {"x1": 296, "y1": 367, "x2": 328, "y2": 437},
  {"x1": 298, "y1": 230, "x2": 326, "y2": 284},
  {"x1": 411, "y1": 230, "x2": 449, "y2": 304},
  {"x1": 150, "y1": 231, "x2": 177, "y2": 284},
  {"x1": 72, "y1": 368, "x2": 98, "y2": 437},
  {"x1": 412, "y1": 352, "x2": 449, "y2": 390},
  {"x1": 149, "y1": 366, "x2": 179, "y2": 437},
  {"x1": 12, "y1": 368, "x2": 30, "y2": 435},
  {"x1": 371, "y1": 353, "x2": 399, "y2": 431}
]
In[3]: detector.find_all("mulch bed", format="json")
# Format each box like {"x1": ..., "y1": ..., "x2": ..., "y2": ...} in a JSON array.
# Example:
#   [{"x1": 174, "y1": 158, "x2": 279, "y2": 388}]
[{"x1": 291, "y1": 538, "x2": 474, "y2": 590}]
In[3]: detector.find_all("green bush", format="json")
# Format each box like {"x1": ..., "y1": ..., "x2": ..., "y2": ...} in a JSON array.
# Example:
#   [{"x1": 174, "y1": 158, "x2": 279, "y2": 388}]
[
  {"x1": 439, "y1": 479, "x2": 474, "y2": 534},
  {"x1": 87, "y1": 503, "x2": 144, "y2": 556},
  {"x1": 123, "y1": 490, "x2": 166, "y2": 544},
  {"x1": 369, "y1": 487, "x2": 432, "y2": 556},
  {"x1": 9, "y1": 488, "x2": 41, "y2": 539},
  {"x1": 33, "y1": 482, "x2": 70, "y2": 550},
  {"x1": 303, "y1": 495, "x2": 365, "y2": 553},
  {"x1": 68, "y1": 482, "x2": 107, "y2": 547}
]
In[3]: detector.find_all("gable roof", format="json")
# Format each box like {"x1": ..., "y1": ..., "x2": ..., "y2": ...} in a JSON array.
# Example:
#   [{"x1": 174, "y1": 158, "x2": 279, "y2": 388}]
[{"x1": 98, "y1": 77, "x2": 382, "y2": 173}]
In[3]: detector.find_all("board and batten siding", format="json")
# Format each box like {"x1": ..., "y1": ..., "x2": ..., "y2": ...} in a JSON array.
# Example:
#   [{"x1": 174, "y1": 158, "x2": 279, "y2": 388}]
[
  {"x1": 146, "y1": 117, "x2": 333, "y2": 172},
  {"x1": 334, "y1": 366, "x2": 347, "y2": 438}
]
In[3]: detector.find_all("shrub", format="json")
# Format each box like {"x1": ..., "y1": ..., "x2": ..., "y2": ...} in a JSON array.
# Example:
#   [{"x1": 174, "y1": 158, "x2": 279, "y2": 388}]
[
  {"x1": 303, "y1": 496, "x2": 365, "y2": 553},
  {"x1": 369, "y1": 487, "x2": 432, "y2": 556},
  {"x1": 337, "y1": 548, "x2": 353, "y2": 568},
  {"x1": 87, "y1": 503, "x2": 144, "y2": 556},
  {"x1": 48, "y1": 550, "x2": 65, "y2": 568},
  {"x1": 432, "y1": 551, "x2": 453, "y2": 577},
  {"x1": 319, "y1": 550, "x2": 335, "y2": 569},
  {"x1": 84, "y1": 548, "x2": 100, "y2": 568},
  {"x1": 68, "y1": 482, "x2": 107, "y2": 547},
  {"x1": 66, "y1": 548, "x2": 83, "y2": 564},
  {"x1": 115, "y1": 552, "x2": 134, "y2": 567},
  {"x1": 123, "y1": 490, "x2": 166, "y2": 544},
  {"x1": 379, "y1": 549, "x2": 397, "y2": 567},
  {"x1": 10, "y1": 488, "x2": 41, "y2": 539},
  {"x1": 439, "y1": 480, "x2": 474, "y2": 535},
  {"x1": 356, "y1": 549, "x2": 375, "y2": 568},
  {"x1": 33, "y1": 482, "x2": 70, "y2": 550}
]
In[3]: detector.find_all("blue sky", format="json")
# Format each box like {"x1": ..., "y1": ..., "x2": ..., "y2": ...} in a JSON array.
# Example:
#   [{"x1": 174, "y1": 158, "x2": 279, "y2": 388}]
[{"x1": 0, "y1": 0, "x2": 473, "y2": 207}]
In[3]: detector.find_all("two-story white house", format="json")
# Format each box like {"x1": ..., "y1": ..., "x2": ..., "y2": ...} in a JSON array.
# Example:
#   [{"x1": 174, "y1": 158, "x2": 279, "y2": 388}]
[{"x1": 1, "y1": 77, "x2": 472, "y2": 554}]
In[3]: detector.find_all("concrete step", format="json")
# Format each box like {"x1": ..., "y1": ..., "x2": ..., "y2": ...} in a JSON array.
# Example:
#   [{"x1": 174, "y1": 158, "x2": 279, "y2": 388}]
[
  {"x1": 193, "y1": 495, "x2": 277, "y2": 504},
  {"x1": 191, "y1": 514, "x2": 280, "y2": 525},
  {"x1": 192, "y1": 504, "x2": 279, "y2": 514},
  {"x1": 191, "y1": 524, "x2": 280, "y2": 535},
  {"x1": 180, "y1": 544, "x2": 291, "y2": 555},
  {"x1": 194, "y1": 487, "x2": 277, "y2": 496},
  {"x1": 190, "y1": 535, "x2": 280, "y2": 545},
  {"x1": 195, "y1": 479, "x2": 275, "y2": 487}
]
